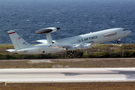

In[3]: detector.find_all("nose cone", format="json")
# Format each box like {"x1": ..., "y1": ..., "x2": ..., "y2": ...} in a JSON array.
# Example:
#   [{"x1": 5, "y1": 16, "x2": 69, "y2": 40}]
[
  {"x1": 123, "y1": 28, "x2": 131, "y2": 35},
  {"x1": 126, "y1": 30, "x2": 131, "y2": 35},
  {"x1": 128, "y1": 31, "x2": 131, "y2": 34}
]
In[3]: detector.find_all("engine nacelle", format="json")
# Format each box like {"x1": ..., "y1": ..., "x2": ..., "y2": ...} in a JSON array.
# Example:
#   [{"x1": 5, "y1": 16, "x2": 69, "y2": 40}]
[
  {"x1": 81, "y1": 43, "x2": 92, "y2": 49},
  {"x1": 36, "y1": 27, "x2": 60, "y2": 34},
  {"x1": 68, "y1": 43, "x2": 92, "y2": 50}
]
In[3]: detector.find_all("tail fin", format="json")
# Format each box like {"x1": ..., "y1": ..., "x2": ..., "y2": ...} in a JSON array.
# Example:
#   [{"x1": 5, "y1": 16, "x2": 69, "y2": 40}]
[{"x1": 8, "y1": 30, "x2": 33, "y2": 50}]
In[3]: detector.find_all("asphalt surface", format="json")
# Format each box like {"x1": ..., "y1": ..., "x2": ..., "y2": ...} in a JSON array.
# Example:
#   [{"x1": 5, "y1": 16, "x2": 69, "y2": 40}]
[{"x1": 0, "y1": 68, "x2": 135, "y2": 83}]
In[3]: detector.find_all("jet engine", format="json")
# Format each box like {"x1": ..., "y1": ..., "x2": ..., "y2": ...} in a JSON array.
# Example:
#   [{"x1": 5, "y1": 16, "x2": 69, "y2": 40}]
[
  {"x1": 36, "y1": 27, "x2": 60, "y2": 34},
  {"x1": 68, "y1": 43, "x2": 92, "y2": 50}
]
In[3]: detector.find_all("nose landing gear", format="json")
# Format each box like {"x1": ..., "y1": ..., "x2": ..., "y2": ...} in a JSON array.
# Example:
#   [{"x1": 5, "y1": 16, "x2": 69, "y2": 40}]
[{"x1": 117, "y1": 39, "x2": 121, "y2": 44}]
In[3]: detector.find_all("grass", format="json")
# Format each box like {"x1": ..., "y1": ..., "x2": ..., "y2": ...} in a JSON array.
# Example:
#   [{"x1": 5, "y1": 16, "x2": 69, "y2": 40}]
[{"x1": 0, "y1": 44, "x2": 135, "y2": 59}]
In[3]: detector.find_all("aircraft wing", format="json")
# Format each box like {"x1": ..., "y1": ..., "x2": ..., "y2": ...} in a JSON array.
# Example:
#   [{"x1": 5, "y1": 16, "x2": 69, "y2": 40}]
[
  {"x1": 6, "y1": 49, "x2": 16, "y2": 53},
  {"x1": 36, "y1": 39, "x2": 56, "y2": 44},
  {"x1": 51, "y1": 45, "x2": 70, "y2": 49},
  {"x1": 51, "y1": 43, "x2": 92, "y2": 50}
]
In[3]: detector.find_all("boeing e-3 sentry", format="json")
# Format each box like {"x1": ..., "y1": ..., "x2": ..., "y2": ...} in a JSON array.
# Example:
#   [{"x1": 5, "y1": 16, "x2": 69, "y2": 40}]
[{"x1": 7, "y1": 27, "x2": 131, "y2": 54}]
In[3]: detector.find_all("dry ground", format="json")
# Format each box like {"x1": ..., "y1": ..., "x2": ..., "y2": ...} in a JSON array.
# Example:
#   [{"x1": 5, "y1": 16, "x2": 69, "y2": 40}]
[
  {"x1": 1, "y1": 58, "x2": 135, "y2": 89},
  {"x1": 0, "y1": 82, "x2": 135, "y2": 90},
  {"x1": 0, "y1": 58, "x2": 135, "y2": 68}
]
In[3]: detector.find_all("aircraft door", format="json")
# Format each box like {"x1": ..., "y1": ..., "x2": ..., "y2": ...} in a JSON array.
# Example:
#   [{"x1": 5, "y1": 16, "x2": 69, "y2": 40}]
[{"x1": 38, "y1": 48, "x2": 45, "y2": 54}]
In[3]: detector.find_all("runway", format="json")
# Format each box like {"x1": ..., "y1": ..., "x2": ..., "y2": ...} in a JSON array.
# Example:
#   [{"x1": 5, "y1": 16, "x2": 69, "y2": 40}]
[{"x1": 0, "y1": 68, "x2": 135, "y2": 83}]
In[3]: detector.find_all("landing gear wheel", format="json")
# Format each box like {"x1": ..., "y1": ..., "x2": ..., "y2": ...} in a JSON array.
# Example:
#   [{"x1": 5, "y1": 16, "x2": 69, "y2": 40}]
[
  {"x1": 117, "y1": 41, "x2": 120, "y2": 44},
  {"x1": 73, "y1": 51, "x2": 77, "y2": 55},
  {"x1": 67, "y1": 51, "x2": 77, "y2": 55},
  {"x1": 67, "y1": 51, "x2": 71, "y2": 55},
  {"x1": 67, "y1": 51, "x2": 73, "y2": 55},
  {"x1": 117, "y1": 39, "x2": 121, "y2": 44}
]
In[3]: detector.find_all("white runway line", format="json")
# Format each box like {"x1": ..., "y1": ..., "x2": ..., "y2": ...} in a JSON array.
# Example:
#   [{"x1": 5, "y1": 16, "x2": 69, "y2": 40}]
[{"x1": 0, "y1": 68, "x2": 135, "y2": 82}]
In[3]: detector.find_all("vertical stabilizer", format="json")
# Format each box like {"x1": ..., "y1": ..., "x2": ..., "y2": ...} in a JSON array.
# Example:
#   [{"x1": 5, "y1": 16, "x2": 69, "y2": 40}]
[{"x1": 8, "y1": 30, "x2": 33, "y2": 50}]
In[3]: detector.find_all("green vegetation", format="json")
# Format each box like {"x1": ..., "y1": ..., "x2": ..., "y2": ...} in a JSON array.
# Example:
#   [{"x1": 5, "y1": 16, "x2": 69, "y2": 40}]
[{"x1": 0, "y1": 44, "x2": 135, "y2": 59}]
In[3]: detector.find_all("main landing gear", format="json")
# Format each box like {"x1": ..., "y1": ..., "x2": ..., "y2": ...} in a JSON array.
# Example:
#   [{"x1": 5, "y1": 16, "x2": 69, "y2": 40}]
[
  {"x1": 67, "y1": 50, "x2": 77, "y2": 55},
  {"x1": 117, "y1": 39, "x2": 121, "y2": 44}
]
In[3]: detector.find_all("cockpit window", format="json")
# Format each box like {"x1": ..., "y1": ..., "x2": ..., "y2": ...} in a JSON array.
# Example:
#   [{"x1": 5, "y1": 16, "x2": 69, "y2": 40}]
[
  {"x1": 123, "y1": 29, "x2": 129, "y2": 31},
  {"x1": 123, "y1": 29, "x2": 126, "y2": 31}
]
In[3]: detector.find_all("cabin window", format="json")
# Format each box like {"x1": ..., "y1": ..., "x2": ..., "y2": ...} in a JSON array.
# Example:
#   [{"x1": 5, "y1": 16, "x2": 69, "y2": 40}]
[{"x1": 104, "y1": 32, "x2": 117, "y2": 37}]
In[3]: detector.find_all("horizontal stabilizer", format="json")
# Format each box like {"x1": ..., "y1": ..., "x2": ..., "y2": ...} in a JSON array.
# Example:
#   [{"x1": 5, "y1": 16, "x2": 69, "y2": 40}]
[
  {"x1": 6, "y1": 49, "x2": 16, "y2": 53},
  {"x1": 7, "y1": 49, "x2": 27, "y2": 54}
]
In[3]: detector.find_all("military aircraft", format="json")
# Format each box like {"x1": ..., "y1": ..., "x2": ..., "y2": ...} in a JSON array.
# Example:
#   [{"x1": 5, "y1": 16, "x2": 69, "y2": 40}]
[{"x1": 7, "y1": 27, "x2": 131, "y2": 54}]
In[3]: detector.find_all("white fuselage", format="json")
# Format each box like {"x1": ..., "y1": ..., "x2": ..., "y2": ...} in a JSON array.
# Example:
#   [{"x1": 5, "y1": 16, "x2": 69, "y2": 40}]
[
  {"x1": 55, "y1": 28, "x2": 130, "y2": 45},
  {"x1": 17, "y1": 28, "x2": 131, "y2": 54}
]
